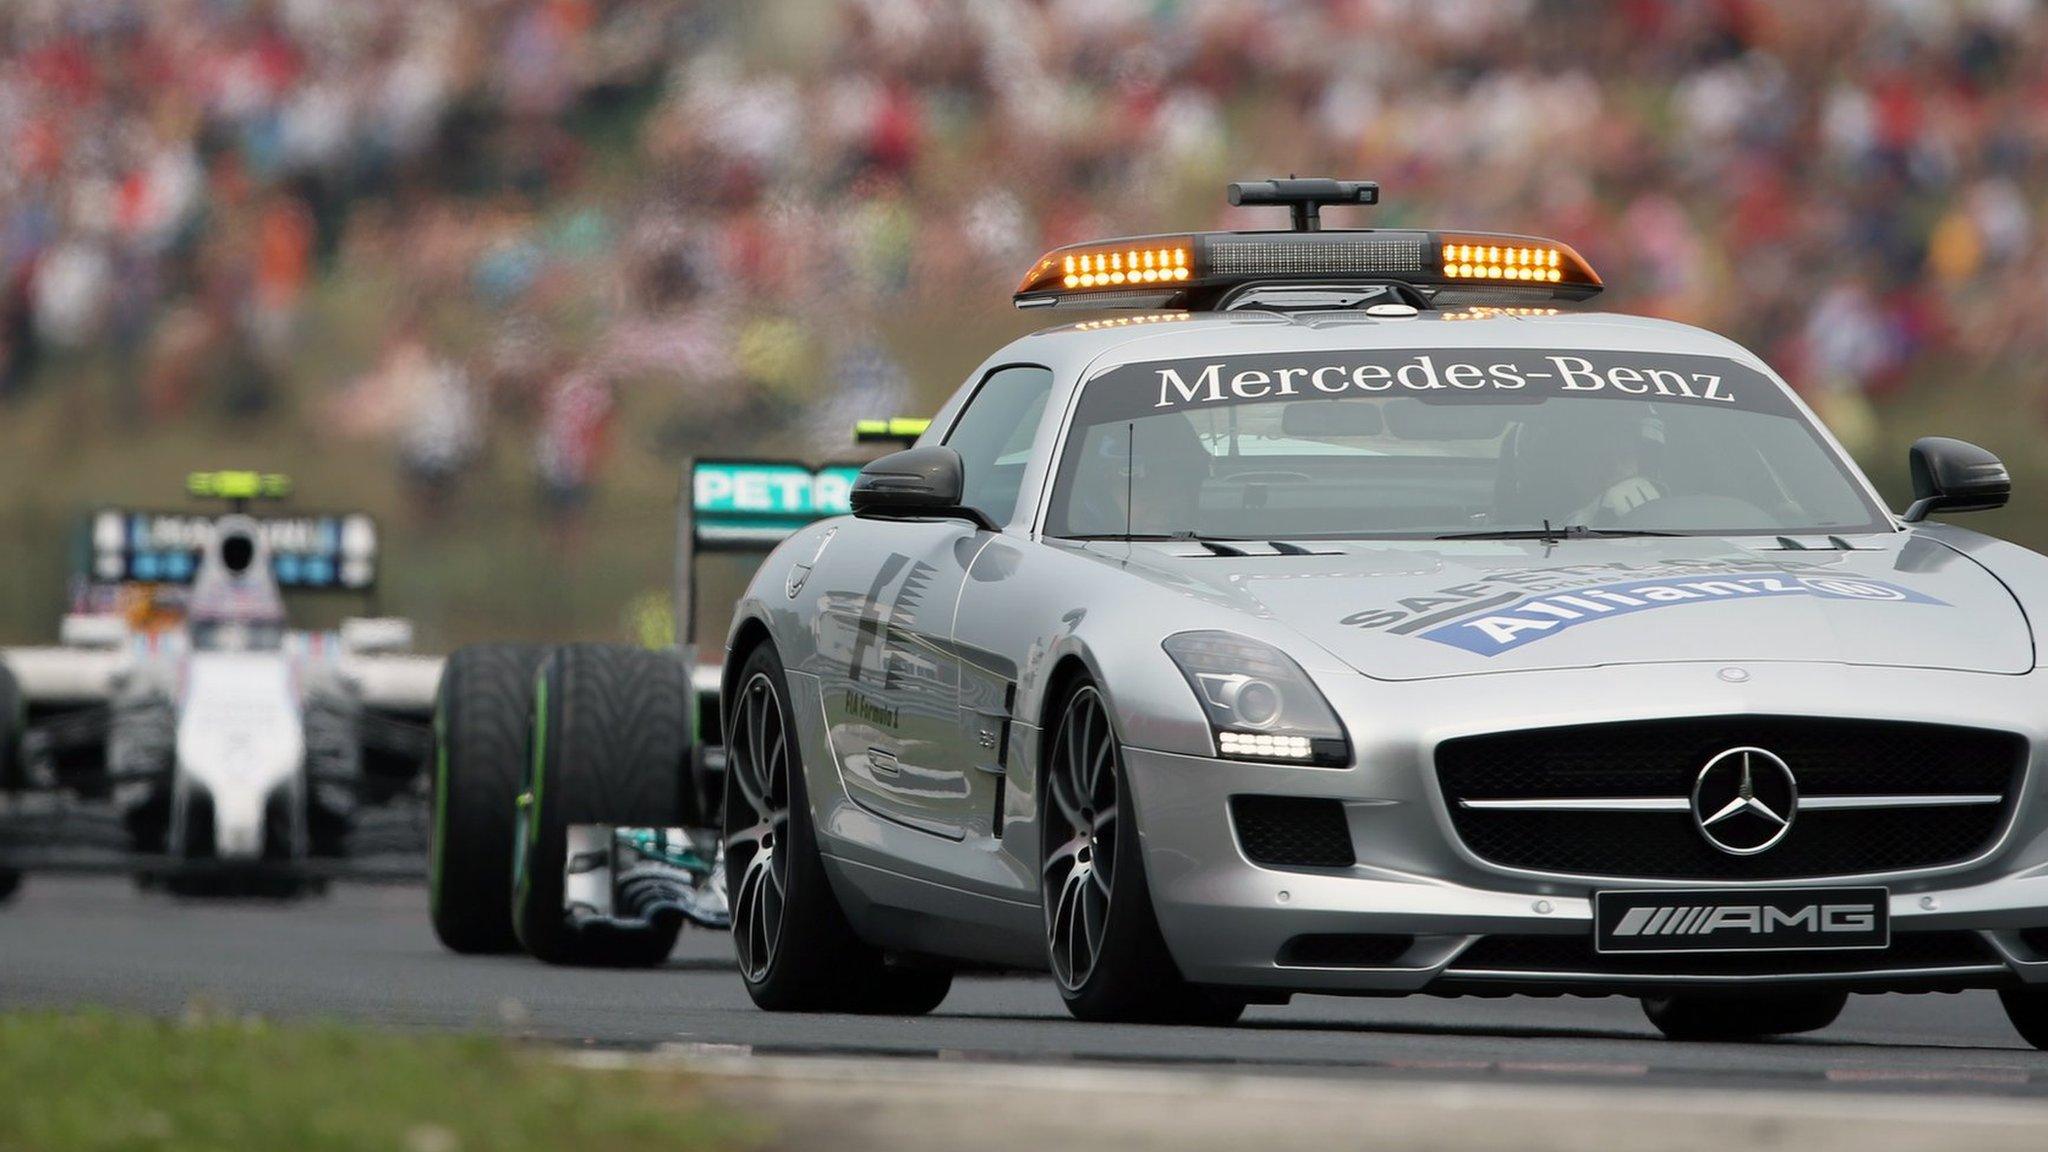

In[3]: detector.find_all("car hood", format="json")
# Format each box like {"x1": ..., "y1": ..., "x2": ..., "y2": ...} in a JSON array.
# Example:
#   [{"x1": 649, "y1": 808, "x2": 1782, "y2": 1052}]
[{"x1": 1100, "y1": 533, "x2": 2030, "y2": 681}]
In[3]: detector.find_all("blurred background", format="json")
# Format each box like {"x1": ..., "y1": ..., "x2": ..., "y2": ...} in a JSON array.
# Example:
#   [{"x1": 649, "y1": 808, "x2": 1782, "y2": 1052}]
[{"x1": 2, "y1": 0, "x2": 2045, "y2": 648}]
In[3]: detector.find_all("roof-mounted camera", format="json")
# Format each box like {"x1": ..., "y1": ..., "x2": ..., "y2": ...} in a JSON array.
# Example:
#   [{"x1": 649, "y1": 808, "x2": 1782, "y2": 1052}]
[{"x1": 1225, "y1": 178, "x2": 1379, "y2": 233}]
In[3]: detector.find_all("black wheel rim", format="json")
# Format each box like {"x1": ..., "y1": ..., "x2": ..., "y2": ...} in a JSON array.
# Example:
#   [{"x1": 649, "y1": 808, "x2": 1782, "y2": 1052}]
[
  {"x1": 726, "y1": 672, "x2": 791, "y2": 984},
  {"x1": 1042, "y1": 685, "x2": 1118, "y2": 992}
]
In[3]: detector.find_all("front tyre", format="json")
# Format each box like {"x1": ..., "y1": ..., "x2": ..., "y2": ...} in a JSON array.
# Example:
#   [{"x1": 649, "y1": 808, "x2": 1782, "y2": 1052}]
[
  {"x1": 1641, "y1": 991, "x2": 1847, "y2": 1041},
  {"x1": 429, "y1": 644, "x2": 551, "y2": 954},
  {"x1": 512, "y1": 644, "x2": 690, "y2": 967},
  {"x1": 724, "y1": 641, "x2": 950, "y2": 1014},
  {"x1": 2000, "y1": 988, "x2": 2048, "y2": 1050},
  {"x1": 1041, "y1": 680, "x2": 1244, "y2": 1026}
]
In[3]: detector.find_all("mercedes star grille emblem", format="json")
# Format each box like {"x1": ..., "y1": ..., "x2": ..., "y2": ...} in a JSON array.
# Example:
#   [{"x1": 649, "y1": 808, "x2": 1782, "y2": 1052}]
[{"x1": 1691, "y1": 746, "x2": 1798, "y2": 856}]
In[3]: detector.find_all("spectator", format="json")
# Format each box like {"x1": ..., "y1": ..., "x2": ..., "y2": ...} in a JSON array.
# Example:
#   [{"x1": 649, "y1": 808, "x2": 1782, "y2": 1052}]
[
  {"x1": 534, "y1": 367, "x2": 614, "y2": 540},
  {"x1": 5, "y1": 0, "x2": 2048, "y2": 515}
]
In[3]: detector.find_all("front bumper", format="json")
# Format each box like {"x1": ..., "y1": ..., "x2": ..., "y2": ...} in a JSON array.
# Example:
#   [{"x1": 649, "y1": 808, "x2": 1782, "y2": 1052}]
[{"x1": 1122, "y1": 660, "x2": 2048, "y2": 996}]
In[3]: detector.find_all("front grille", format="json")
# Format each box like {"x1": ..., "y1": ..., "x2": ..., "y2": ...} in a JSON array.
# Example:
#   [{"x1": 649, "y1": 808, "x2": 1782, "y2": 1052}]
[
  {"x1": 1278, "y1": 934, "x2": 1415, "y2": 968},
  {"x1": 1437, "y1": 717, "x2": 2025, "y2": 880},
  {"x1": 2021, "y1": 928, "x2": 2048, "y2": 959},
  {"x1": 1451, "y1": 931, "x2": 1996, "y2": 978},
  {"x1": 1230, "y1": 796, "x2": 1354, "y2": 868}
]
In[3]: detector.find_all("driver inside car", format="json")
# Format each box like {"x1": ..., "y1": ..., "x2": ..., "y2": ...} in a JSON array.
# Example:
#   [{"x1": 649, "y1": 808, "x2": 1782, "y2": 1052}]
[
  {"x1": 1506, "y1": 405, "x2": 1667, "y2": 527},
  {"x1": 1570, "y1": 412, "x2": 1667, "y2": 524},
  {"x1": 1064, "y1": 414, "x2": 1212, "y2": 536}
]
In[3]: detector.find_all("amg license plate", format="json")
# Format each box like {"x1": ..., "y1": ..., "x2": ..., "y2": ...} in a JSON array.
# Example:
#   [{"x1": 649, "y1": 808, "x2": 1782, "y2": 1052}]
[{"x1": 1593, "y1": 887, "x2": 1889, "y2": 954}]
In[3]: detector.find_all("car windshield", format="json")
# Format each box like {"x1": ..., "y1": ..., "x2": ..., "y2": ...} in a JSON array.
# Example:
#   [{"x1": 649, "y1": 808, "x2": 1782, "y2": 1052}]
[{"x1": 1045, "y1": 346, "x2": 1889, "y2": 539}]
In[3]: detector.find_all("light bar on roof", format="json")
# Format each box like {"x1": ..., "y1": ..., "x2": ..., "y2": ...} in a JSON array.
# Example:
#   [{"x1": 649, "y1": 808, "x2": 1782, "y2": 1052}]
[
  {"x1": 1435, "y1": 232, "x2": 1599, "y2": 288},
  {"x1": 1015, "y1": 229, "x2": 1600, "y2": 310},
  {"x1": 1067, "y1": 243, "x2": 1190, "y2": 289},
  {"x1": 1015, "y1": 236, "x2": 1194, "y2": 298}
]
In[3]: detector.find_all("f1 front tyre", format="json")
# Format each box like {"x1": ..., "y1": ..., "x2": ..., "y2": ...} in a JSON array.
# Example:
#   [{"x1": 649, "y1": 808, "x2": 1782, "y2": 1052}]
[
  {"x1": 512, "y1": 644, "x2": 691, "y2": 967},
  {"x1": 429, "y1": 643, "x2": 551, "y2": 954}
]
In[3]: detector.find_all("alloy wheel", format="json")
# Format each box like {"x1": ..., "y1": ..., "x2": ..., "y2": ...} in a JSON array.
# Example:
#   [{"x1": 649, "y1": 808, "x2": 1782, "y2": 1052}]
[
  {"x1": 727, "y1": 672, "x2": 791, "y2": 983},
  {"x1": 1042, "y1": 685, "x2": 1119, "y2": 992}
]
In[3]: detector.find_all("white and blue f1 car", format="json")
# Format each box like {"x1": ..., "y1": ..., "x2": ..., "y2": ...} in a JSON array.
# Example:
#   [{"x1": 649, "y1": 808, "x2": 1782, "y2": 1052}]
[{"x1": 0, "y1": 473, "x2": 438, "y2": 898}]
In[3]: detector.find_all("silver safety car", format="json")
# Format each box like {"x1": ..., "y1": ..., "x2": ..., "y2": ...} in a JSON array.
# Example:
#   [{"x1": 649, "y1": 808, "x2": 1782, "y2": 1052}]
[{"x1": 702, "y1": 179, "x2": 2048, "y2": 1045}]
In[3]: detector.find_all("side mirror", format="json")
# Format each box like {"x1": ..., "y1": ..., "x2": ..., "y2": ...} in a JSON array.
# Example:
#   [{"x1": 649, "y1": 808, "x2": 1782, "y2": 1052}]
[
  {"x1": 850, "y1": 446, "x2": 996, "y2": 530},
  {"x1": 1903, "y1": 437, "x2": 2010, "y2": 522}
]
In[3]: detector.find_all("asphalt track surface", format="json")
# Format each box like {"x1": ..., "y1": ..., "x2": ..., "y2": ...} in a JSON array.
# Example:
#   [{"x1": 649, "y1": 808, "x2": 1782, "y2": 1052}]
[{"x1": 5, "y1": 876, "x2": 2048, "y2": 1098}]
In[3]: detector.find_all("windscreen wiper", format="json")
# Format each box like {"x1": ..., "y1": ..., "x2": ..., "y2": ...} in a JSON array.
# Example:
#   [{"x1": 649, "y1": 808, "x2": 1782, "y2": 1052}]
[
  {"x1": 1066, "y1": 532, "x2": 1279, "y2": 556},
  {"x1": 1064, "y1": 532, "x2": 1260, "y2": 543},
  {"x1": 1434, "y1": 522, "x2": 1685, "y2": 543}
]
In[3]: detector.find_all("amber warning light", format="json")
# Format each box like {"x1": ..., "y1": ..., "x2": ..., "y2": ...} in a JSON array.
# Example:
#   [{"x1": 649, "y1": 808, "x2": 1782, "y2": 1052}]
[
  {"x1": 1013, "y1": 179, "x2": 1602, "y2": 311},
  {"x1": 1017, "y1": 238, "x2": 1195, "y2": 296}
]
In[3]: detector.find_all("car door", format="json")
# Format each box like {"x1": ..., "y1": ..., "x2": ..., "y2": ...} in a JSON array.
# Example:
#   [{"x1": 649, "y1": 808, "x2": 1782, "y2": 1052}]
[
  {"x1": 814, "y1": 516, "x2": 977, "y2": 839},
  {"x1": 814, "y1": 364, "x2": 1053, "y2": 843}
]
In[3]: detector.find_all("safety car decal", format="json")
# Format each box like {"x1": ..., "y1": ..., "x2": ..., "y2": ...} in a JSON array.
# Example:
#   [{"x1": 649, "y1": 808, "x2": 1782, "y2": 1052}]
[
  {"x1": 1412, "y1": 572, "x2": 1945, "y2": 655},
  {"x1": 1076, "y1": 348, "x2": 1799, "y2": 424}
]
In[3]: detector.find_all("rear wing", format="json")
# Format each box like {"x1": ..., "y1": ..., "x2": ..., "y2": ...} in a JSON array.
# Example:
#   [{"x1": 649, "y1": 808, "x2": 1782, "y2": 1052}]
[
  {"x1": 79, "y1": 508, "x2": 379, "y2": 595},
  {"x1": 674, "y1": 459, "x2": 861, "y2": 650}
]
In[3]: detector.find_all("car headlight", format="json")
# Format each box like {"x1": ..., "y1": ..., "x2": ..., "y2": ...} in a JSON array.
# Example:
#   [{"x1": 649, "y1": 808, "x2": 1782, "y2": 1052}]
[{"x1": 1162, "y1": 631, "x2": 1349, "y2": 766}]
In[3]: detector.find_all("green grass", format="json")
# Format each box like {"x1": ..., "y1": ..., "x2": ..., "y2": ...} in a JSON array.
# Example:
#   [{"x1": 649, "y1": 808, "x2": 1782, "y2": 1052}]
[{"x1": 0, "y1": 1011, "x2": 752, "y2": 1152}]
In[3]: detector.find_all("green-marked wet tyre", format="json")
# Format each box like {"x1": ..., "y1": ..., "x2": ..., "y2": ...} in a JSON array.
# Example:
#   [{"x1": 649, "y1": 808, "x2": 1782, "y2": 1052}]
[
  {"x1": 429, "y1": 644, "x2": 551, "y2": 954},
  {"x1": 512, "y1": 644, "x2": 692, "y2": 967}
]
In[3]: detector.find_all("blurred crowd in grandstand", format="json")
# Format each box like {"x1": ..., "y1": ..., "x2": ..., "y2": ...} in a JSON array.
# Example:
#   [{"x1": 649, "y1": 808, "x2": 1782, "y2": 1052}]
[{"x1": 4, "y1": 0, "x2": 2047, "y2": 521}]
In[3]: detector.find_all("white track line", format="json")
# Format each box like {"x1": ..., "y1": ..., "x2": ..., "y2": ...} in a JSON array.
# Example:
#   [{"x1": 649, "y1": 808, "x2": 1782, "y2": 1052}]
[{"x1": 560, "y1": 1048, "x2": 2048, "y2": 1152}]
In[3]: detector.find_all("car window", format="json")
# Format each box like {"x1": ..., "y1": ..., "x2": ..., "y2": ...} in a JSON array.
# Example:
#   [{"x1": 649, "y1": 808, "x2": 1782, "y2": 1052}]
[
  {"x1": 1046, "y1": 347, "x2": 1887, "y2": 539},
  {"x1": 946, "y1": 364, "x2": 1053, "y2": 525}
]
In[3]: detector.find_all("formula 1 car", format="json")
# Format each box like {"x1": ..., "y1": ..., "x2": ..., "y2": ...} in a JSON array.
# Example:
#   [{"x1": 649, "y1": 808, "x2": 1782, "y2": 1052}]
[
  {"x1": 697, "y1": 179, "x2": 2048, "y2": 1046},
  {"x1": 0, "y1": 473, "x2": 439, "y2": 898},
  {"x1": 424, "y1": 425, "x2": 921, "y2": 963}
]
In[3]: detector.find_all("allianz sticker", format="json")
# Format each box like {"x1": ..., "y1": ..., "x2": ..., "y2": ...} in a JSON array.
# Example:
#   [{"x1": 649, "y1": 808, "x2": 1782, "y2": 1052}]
[
  {"x1": 1409, "y1": 570, "x2": 1944, "y2": 656},
  {"x1": 1333, "y1": 557, "x2": 1948, "y2": 656}
]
